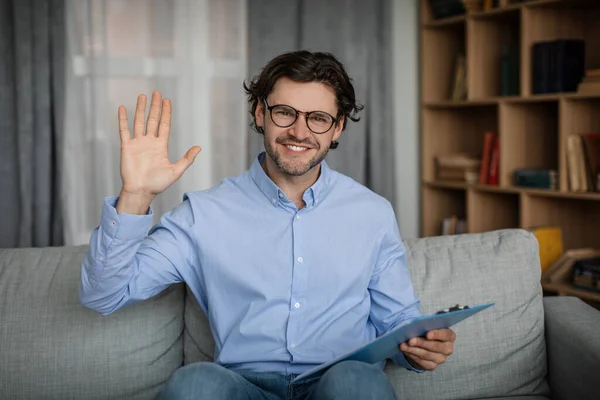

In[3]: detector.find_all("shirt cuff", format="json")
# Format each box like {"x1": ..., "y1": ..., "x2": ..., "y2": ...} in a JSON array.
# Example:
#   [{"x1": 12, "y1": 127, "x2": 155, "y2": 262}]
[
  {"x1": 391, "y1": 351, "x2": 425, "y2": 373},
  {"x1": 101, "y1": 196, "x2": 154, "y2": 240}
]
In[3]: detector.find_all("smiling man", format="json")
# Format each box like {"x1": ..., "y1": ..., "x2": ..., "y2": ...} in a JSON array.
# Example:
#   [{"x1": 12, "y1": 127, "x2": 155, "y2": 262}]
[{"x1": 79, "y1": 50, "x2": 456, "y2": 400}]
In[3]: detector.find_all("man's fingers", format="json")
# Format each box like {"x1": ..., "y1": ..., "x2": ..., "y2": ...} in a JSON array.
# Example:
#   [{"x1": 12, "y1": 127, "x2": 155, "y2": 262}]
[
  {"x1": 427, "y1": 329, "x2": 456, "y2": 343},
  {"x1": 133, "y1": 94, "x2": 147, "y2": 138},
  {"x1": 407, "y1": 337, "x2": 453, "y2": 356},
  {"x1": 173, "y1": 146, "x2": 202, "y2": 179},
  {"x1": 158, "y1": 98, "x2": 172, "y2": 138},
  {"x1": 401, "y1": 343, "x2": 447, "y2": 365},
  {"x1": 118, "y1": 106, "x2": 131, "y2": 142},
  {"x1": 146, "y1": 91, "x2": 162, "y2": 137},
  {"x1": 406, "y1": 354, "x2": 439, "y2": 371}
]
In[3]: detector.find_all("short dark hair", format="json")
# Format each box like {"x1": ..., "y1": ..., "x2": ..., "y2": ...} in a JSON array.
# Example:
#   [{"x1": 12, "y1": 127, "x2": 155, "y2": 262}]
[{"x1": 243, "y1": 50, "x2": 364, "y2": 149}]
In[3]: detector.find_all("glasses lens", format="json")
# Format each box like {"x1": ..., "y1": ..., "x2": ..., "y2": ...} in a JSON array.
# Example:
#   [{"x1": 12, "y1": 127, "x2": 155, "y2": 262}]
[
  {"x1": 308, "y1": 112, "x2": 334, "y2": 133},
  {"x1": 271, "y1": 105, "x2": 297, "y2": 127}
]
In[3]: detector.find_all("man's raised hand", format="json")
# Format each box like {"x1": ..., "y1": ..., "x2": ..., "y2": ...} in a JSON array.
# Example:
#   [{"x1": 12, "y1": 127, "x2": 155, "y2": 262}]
[{"x1": 116, "y1": 91, "x2": 201, "y2": 214}]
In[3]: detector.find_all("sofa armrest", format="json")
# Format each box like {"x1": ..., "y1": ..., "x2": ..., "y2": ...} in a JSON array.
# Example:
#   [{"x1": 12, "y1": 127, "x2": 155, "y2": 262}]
[{"x1": 543, "y1": 296, "x2": 600, "y2": 400}]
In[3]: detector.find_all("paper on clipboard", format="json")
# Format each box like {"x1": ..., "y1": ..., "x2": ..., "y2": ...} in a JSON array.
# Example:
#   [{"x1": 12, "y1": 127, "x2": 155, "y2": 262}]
[{"x1": 292, "y1": 302, "x2": 495, "y2": 383}]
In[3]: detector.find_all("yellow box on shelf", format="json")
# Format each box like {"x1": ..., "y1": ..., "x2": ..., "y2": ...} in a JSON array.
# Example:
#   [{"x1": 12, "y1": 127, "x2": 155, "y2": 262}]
[{"x1": 528, "y1": 226, "x2": 564, "y2": 272}]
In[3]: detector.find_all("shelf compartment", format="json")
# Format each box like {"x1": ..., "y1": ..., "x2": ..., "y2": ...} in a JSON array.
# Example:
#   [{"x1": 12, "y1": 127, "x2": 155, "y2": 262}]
[
  {"x1": 520, "y1": 193, "x2": 600, "y2": 249},
  {"x1": 521, "y1": 2, "x2": 600, "y2": 96},
  {"x1": 422, "y1": 105, "x2": 498, "y2": 181},
  {"x1": 467, "y1": 6, "x2": 521, "y2": 99},
  {"x1": 559, "y1": 97, "x2": 600, "y2": 193},
  {"x1": 421, "y1": 22, "x2": 466, "y2": 102},
  {"x1": 422, "y1": 186, "x2": 466, "y2": 237},
  {"x1": 467, "y1": 189, "x2": 519, "y2": 233},
  {"x1": 499, "y1": 101, "x2": 559, "y2": 187}
]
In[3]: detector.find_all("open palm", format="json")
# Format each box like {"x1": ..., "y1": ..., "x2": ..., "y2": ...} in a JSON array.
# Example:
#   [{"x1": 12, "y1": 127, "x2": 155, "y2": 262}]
[{"x1": 118, "y1": 92, "x2": 201, "y2": 197}]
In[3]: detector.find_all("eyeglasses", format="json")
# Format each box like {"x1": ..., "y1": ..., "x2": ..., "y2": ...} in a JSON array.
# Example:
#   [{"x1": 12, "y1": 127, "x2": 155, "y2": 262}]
[{"x1": 263, "y1": 99, "x2": 338, "y2": 134}]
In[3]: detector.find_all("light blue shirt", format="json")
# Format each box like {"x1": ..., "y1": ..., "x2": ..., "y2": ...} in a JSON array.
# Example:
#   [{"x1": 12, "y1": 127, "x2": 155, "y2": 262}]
[{"x1": 79, "y1": 152, "x2": 422, "y2": 375}]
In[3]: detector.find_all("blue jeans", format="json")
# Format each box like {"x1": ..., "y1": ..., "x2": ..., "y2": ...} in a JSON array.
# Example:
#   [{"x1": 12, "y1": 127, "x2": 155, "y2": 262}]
[{"x1": 155, "y1": 360, "x2": 397, "y2": 400}]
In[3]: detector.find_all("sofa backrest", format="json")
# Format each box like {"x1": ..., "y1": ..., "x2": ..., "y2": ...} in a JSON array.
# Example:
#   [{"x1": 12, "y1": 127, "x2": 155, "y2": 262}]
[
  {"x1": 388, "y1": 229, "x2": 551, "y2": 399},
  {"x1": 0, "y1": 245, "x2": 184, "y2": 400},
  {"x1": 184, "y1": 229, "x2": 552, "y2": 400}
]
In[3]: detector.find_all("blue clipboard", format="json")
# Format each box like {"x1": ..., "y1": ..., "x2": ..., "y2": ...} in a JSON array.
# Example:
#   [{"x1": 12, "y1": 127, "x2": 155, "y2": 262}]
[{"x1": 292, "y1": 302, "x2": 495, "y2": 383}]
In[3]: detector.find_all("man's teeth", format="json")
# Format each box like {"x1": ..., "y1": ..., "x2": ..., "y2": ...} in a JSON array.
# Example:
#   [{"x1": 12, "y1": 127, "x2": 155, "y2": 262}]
[{"x1": 286, "y1": 145, "x2": 308, "y2": 152}]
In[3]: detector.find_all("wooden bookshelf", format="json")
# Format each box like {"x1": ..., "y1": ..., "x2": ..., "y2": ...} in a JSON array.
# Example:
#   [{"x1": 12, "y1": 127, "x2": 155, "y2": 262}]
[{"x1": 420, "y1": 0, "x2": 600, "y2": 306}]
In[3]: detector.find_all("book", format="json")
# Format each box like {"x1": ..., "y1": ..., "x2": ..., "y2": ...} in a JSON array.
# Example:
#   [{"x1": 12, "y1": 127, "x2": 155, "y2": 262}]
[
  {"x1": 532, "y1": 39, "x2": 585, "y2": 94},
  {"x1": 513, "y1": 168, "x2": 557, "y2": 190},
  {"x1": 528, "y1": 226, "x2": 563, "y2": 271},
  {"x1": 292, "y1": 302, "x2": 495, "y2": 383}
]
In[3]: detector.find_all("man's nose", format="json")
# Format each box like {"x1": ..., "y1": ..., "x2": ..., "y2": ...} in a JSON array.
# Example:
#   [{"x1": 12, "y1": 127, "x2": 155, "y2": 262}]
[{"x1": 288, "y1": 115, "x2": 311, "y2": 141}]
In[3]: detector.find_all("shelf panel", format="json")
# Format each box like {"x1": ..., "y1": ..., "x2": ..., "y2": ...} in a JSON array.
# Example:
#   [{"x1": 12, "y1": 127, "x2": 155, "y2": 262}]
[
  {"x1": 499, "y1": 101, "x2": 559, "y2": 187},
  {"x1": 423, "y1": 93, "x2": 600, "y2": 108},
  {"x1": 423, "y1": 180, "x2": 600, "y2": 199},
  {"x1": 467, "y1": 189, "x2": 519, "y2": 233},
  {"x1": 521, "y1": 193, "x2": 600, "y2": 249}
]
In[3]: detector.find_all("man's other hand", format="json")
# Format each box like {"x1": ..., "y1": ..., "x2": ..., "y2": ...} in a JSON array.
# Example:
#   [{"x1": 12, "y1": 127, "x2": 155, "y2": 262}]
[{"x1": 398, "y1": 328, "x2": 456, "y2": 371}]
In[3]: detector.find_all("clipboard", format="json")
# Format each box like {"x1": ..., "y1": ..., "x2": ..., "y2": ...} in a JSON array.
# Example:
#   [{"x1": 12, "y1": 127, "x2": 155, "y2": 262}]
[{"x1": 292, "y1": 302, "x2": 495, "y2": 383}]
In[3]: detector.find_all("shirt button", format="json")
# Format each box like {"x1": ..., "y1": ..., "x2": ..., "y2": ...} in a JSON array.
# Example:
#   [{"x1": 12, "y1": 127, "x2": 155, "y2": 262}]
[
  {"x1": 291, "y1": 344, "x2": 296, "y2": 348},
  {"x1": 296, "y1": 214, "x2": 300, "y2": 220},
  {"x1": 272, "y1": 199, "x2": 277, "y2": 204},
  {"x1": 294, "y1": 302, "x2": 300, "y2": 309},
  {"x1": 111, "y1": 220, "x2": 117, "y2": 226},
  {"x1": 297, "y1": 257, "x2": 303, "y2": 263},
  {"x1": 278, "y1": 192, "x2": 284, "y2": 198}
]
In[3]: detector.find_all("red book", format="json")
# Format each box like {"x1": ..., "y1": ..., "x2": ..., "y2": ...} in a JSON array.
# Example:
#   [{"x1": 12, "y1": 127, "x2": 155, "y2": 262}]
[
  {"x1": 488, "y1": 136, "x2": 499, "y2": 185},
  {"x1": 479, "y1": 132, "x2": 495, "y2": 184}
]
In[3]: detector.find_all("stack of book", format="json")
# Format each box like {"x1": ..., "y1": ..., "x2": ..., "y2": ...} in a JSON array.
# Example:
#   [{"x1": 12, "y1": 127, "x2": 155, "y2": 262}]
[
  {"x1": 577, "y1": 68, "x2": 600, "y2": 94},
  {"x1": 435, "y1": 153, "x2": 481, "y2": 183}
]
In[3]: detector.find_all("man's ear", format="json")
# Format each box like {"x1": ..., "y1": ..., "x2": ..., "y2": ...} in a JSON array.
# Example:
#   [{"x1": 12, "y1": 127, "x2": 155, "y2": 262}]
[
  {"x1": 254, "y1": 100, "x2": 265, "y2": 129},
  {"x1": 333, "y1": 116, "x2": 345, "y2": 141}
]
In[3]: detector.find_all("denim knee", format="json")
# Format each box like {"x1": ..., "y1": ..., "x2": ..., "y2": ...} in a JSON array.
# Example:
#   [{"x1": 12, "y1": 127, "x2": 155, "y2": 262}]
[
  {"x1": 156, "y1": 362, "x2": 246, "y2": 400},
  {"x1": 313, "y1": 360, "x2": 396, "y2": 400}
]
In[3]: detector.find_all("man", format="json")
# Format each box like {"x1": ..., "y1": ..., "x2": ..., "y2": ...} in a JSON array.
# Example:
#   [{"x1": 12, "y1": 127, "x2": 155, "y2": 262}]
[{"x1": 79, "y1": 50, "x2": 455, "y2": 400}]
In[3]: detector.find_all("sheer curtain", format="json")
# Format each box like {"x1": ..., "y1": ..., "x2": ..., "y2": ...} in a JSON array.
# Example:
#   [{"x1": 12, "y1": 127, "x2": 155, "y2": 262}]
[{"x1": 62, "y1": 0, "x2": 248, "y2": 245}]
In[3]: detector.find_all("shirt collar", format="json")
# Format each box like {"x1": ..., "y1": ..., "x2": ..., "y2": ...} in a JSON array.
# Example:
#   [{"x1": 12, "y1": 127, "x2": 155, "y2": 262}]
[{"x1": 249, "y1": 151, "x2": 332, "y2": 208}]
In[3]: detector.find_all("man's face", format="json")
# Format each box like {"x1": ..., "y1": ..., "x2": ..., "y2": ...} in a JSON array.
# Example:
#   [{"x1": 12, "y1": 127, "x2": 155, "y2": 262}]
[{"x1": 255, "y1": 77, "x2": 344, "y2": 177}]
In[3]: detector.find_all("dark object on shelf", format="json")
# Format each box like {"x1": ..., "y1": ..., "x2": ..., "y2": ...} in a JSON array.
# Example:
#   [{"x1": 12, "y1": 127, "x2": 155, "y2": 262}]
[
  {"x1": 501, "y1": 41, "x2": 520, "y2": 96},
  {"x1": 429, "y1": 0, "x2": 466, "y2": 19},
  {"x1": 513, "y1": 168, "x2": 557, "y2": 190},
  {"x1": 531, "y1": 39, "x2": 585, "y2": 94},
  {"x1": 573, "y1": 257, "x2": 600, "y2": 293}
]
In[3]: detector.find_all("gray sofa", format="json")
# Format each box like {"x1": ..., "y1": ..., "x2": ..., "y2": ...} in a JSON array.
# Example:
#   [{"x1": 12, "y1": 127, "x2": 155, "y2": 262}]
[{"x1": 1, "y1": 229, "x2": 599, "y2": 399}]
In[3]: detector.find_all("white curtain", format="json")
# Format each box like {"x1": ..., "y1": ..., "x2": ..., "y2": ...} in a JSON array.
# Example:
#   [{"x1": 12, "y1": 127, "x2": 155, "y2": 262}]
[{"x1": 62, "y1": 0, "x2": 248, "y2": 245}]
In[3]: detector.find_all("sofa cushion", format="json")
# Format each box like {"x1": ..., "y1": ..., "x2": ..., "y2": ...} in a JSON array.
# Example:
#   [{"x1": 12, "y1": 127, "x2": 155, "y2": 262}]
[
  {"x1": 0, "y1": 245, "x2": 184, "y2": 400},
  {"x1": 387, "y1": 229, "x2": 551, "y2": 400}
]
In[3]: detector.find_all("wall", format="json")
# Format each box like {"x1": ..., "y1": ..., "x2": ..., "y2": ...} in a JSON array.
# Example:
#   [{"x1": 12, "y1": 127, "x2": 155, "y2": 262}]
[{"x1": 392, "y1": 0, "x2": 420, "y2": 239}]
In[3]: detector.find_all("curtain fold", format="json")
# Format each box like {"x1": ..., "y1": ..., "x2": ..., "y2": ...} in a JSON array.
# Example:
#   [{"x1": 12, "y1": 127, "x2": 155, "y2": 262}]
[
  {"x1": 247, "y1": 0, "x2": 396, "y2": 204},
  {"x1": 0, "y1": 0, "x2": 65, "y2": 248}
]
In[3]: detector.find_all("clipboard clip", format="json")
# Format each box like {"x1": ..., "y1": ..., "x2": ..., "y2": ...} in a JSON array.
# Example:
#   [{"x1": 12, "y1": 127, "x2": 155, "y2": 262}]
[{"x1": 436, "y1": 304, "x2": 470, "y2": 314}]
